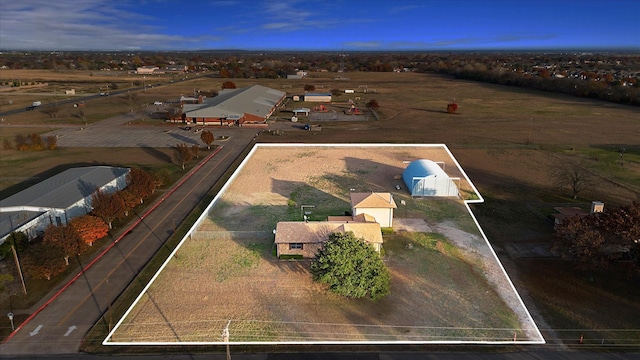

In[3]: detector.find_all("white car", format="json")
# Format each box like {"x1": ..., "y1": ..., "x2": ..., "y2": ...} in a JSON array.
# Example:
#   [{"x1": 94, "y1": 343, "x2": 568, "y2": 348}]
[{"x1": 153, "y1": 101, "x2": 163, "y2": 105}]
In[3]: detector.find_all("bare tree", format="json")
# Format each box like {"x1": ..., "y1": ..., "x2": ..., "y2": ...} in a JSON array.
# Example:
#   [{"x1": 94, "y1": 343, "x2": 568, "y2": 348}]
[
  {"x1": 549, "y1": 158, "x2": 598, "y2": 199},
  {"x1": 174, "y1": 143, "x2": 192, "y2": 169}
]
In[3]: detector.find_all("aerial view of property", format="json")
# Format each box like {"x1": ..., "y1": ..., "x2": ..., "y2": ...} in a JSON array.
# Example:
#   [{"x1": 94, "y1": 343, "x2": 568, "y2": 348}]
[
  {"x1": 104, "y1": 144, "x2": 543, "y2": 344},
  {"x1": 1, "y1": 1, "x2": 639, "y2": 358}
]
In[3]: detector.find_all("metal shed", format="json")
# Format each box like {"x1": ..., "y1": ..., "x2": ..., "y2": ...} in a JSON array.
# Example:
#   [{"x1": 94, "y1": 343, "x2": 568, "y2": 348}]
[{"x1": 402, "y1": 159, "x2": 459, "y2": 197}]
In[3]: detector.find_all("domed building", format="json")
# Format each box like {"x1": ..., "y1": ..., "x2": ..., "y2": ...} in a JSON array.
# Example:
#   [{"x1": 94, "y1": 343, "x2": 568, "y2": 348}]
[{"x1": 402, "y1": 159, "x2": 459, "y2": 197}]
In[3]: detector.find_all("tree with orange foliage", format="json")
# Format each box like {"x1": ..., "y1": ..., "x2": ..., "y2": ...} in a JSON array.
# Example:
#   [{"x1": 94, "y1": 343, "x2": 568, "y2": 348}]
[
  {"x1": 46, "y1": 135, "x2": 57, "y2": 150},
  {"x1": 43, "y1": 223, "x2": 87, "y2": 266},
  {"x1": 222, "y1": 81, "x2": 236, "y2": 89},
  {"x1": 447, "y1": 103, "x2": 458, "y2": 114},
  {"x1": 127, "y1": 168, "x2": 156, "y2": 203},
  {"x1": 23, "y1": 241, "x2": 66, "y2": 280},
  {"x1": 117, "y1": 189, "x2": 139, "y2": 216},
  {"x1": 91, "y1": 188, "x2": 125, "y2": 229},
  {"x1": 69, "y1": 215, "x2": 109, "y2": 246},
  {"x1": 200, "y1": 130, "x2": 214, "y2": 149}
]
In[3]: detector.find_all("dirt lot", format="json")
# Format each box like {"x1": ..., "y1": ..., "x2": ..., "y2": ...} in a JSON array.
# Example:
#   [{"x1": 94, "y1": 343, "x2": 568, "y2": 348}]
[{"x1": 109, "y1": 145, "x2": 543, "y2": 344}]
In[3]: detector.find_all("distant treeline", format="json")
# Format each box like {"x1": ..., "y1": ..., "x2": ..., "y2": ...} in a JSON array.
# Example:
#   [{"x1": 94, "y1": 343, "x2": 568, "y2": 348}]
[
  {"x1": 1, "y1": 50, "x2": 638, "y2": 105},
  {"x1": 418, "y1": 62, "x2": 640, "y2": 106}
]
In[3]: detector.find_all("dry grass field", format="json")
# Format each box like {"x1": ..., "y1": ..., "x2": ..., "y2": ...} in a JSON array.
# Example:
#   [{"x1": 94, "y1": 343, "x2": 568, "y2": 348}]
[
  {"x1": 108, "y1": 145, "x2": 542, "y2": 344},
  {"x1": 1, "y1": 69, "x2": 639, "y2": 346}
]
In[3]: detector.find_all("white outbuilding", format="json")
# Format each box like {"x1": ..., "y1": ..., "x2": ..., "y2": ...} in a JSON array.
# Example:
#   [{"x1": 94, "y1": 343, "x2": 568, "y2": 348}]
[{"x1": 402, "y1": 160, "x2": 459, "y2": 197}]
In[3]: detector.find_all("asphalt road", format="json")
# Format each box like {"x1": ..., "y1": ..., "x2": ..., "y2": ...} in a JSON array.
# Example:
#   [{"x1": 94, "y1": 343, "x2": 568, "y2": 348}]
[{"x1": 0, "y1": 114, "x2": 259, "y2": 355}]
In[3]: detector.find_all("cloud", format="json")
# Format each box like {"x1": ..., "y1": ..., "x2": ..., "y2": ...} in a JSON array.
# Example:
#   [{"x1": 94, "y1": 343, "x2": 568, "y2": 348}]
[
  {"x1": 0, "y1": 0, "x2": 214, "y2": 50},
  {"x1": 343, "y1": 41, "x2": 382, "y2": 49}
]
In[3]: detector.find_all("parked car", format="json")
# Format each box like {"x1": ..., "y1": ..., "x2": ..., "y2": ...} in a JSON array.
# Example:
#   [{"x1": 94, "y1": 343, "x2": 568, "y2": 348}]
[{"x1": 153, "y1": 101, "x2": 163, "y2": 105}]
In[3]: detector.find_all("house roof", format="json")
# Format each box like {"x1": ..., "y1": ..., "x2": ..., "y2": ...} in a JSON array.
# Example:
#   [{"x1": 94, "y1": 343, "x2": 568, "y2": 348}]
[
  {"x1": 274, "y1": 221, "x2": 382, "y2": 245},
  {"x1": 350, "y1": 192, "x2": 397, "y2": 209},
  {"x1": 183, "y1": 84, "x2": 285, "y2": 120},
  {"x1": 0, "y1": 166, "x2": 130, "y2": 211},
  {"x1": 552, "y1": 206, "x2": 589, "y2": 223},
  {"x1": 327, "y1": 213, "x2": 376, "y2": 223}
]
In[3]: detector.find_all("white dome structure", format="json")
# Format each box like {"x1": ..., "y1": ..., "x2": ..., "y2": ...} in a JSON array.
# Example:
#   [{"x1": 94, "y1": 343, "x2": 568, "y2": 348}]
[{"x1": 402, "y1": 160, "x2": 459, "y2": 197}]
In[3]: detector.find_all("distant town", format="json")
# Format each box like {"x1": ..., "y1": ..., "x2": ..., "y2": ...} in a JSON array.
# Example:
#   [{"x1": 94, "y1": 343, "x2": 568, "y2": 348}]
[{"x1": 1, "y1": 50, "x2": 639, "y2": 105}]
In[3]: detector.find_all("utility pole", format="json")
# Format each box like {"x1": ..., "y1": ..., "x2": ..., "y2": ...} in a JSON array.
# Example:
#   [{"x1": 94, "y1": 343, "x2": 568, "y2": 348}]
[
  {"x1": 12, "y1": 244, "x2": 27, "y2": 295},
  {"x1": 222, "y1": 319, "x2": 231, "y2": 360}
]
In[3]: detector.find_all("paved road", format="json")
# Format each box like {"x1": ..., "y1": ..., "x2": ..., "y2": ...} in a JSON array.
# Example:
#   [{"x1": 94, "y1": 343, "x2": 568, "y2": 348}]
[{"x1": 0, "y1": 113, "x2": 259, "y2": 355}]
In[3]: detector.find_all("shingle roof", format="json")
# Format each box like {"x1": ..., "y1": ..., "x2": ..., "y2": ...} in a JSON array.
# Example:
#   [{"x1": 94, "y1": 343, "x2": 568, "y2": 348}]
[
  {"x1": 350, "y1": 192, "x2": 397, "y2": 209},
  {"x1": 274, "y1": 221, "x2": 382, "y2": 245}
]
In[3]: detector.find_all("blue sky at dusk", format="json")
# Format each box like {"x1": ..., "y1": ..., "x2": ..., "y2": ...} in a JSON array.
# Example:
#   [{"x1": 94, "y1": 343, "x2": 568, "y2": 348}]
[{"x1": 1, "y1": 0, "x2": 638, "y2": 51}]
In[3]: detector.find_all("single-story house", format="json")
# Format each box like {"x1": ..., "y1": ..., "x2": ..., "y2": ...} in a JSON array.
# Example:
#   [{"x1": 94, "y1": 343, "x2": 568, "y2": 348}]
[
  {"x1": 350, "y1": 192, "x2": 397, "y2": 228},
  {"x1": 176, "y1": 84, "x2": 286, "y2": 126},
  {"x1": 274, "y1": 221, "x2": 383, "y2": 258},
  {"x1": 402, "y1": 159, "x2": 459, "y2": 197},
  {"x1": 0, "y1": 166, "x2": 130, "y2": 244}
]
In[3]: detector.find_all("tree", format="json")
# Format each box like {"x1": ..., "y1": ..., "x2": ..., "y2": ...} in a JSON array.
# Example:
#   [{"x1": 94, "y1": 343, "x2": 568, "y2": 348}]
[
  {"x1": 0, "y1": 231, "x2": 28, "y2": 259},
  {"x1": 191, "y1": 144, "x2": 200, "y2": 159},
  {"x1": 553, "y1": 201, "x2": 640, "y2": 274},
  {"x1": 2, "y1": 138, "x2": 12, "y2": 150},
  {"x1": 200, "y1": 130, "x2": 214, "y2": 149},
  {"x1": 447, "y1": 103, "x2": 458, "y2": 114},
  {"x1": 174, "y1": 143, "x2": 192, "y2": 169},
  {"x1": 366, "y1": 99, "x2": 380, "y2": 108},
  {"x1": 127, "y1": 168, "x2": 156, "y2": 202},
  {"x1": 23, "y1": 240, "x2": 66, "y2": 280},
  {"x1": 43, "y1": 223, "x2": 87, "y2": 265},
  {"x1": 45, "y1": 135, "x2": 57, "y2": 150},
  {"x1": 222, "y1": 81, "x2": 236, "y2": 89},
  {"x1": 30, "y1": 133, "x2": 44, "y2": 150},
  {"x1": 310, "y1": 232, "x2": 390, "y2": 301},
  {"x1": 549, "y1": 159, "x2": 597, "y2": 199},
  {"x1": 91, "y1": 188, "x2": 124, "y2": 229},
  {"x1": 304, "y1": 84, "x2": 316, "y2": 92},
  {"x1": 69, "y1": 215, "x2": 109, "y2": 246},
  {"x1": 117, "y1": 190, "x2": 139, "y2": 216}
]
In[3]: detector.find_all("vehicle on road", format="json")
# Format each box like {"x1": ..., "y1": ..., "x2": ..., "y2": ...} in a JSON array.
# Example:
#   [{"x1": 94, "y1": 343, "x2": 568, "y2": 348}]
[{"x1": 303, "y1": 123, "x2": 322, "y2": 131}]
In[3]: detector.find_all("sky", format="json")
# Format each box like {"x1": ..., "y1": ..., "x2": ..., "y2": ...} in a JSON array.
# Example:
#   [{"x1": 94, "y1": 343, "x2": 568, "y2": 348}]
[{"x1": 0, "y1": 0, "x2": 638, "y2": 51}]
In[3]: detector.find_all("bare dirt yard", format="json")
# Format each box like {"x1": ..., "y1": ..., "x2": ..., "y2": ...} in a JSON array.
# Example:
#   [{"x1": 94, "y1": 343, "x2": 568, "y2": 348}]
[{"x1": 108, "y1": 145, "x2": 543, "y2": 344}]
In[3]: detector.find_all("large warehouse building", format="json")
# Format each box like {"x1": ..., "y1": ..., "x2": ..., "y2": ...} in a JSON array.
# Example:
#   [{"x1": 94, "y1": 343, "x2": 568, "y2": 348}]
[
  {"x1": 402, "y1": 159, "x2": 459, "y2": 197},
  {"x1": 0, "y1": 166, "x2": 130, "y2": 244},
  {"x1": 178, "y1": 84, "x2": 286, "y2": 126}
]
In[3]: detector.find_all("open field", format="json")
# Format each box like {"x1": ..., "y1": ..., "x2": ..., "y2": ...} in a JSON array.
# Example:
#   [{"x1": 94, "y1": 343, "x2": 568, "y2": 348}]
[
  {"x1": 107, "y1": 145, "x2": 542, "y2": 344},
  {"x1": 1, "y1": 70, "x2": 639, "y2": 347}
]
